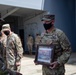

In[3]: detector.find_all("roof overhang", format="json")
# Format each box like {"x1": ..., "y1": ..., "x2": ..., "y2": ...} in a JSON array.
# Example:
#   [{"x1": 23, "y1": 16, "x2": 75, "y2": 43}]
[{"x1": 0, "y1": 4, "x2": 45, "y2": 20}]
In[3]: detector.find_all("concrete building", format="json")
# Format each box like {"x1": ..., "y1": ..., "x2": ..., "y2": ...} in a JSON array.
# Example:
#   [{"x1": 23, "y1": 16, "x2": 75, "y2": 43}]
[{"x1": 0, "y1": 0, "x2": 75, "y2": 53}]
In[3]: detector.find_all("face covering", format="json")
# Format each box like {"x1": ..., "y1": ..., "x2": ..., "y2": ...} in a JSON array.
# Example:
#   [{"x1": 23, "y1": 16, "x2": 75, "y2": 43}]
[
  {"x1": 4, "y1": 31, "x2": 10, "y2": 35},
  {"x1": 43, "y1": 22, "x2": 53, "y2": 30}
]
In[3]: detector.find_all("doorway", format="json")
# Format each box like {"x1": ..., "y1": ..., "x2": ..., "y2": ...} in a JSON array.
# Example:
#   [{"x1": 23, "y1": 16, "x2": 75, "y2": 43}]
[{"x1": 19, "y1": 29, "x2": 25, "y2": 53}]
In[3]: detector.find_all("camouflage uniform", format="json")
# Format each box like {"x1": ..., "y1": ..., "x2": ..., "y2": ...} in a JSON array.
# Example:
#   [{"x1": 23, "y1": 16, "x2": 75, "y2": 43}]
[
  {"x1": 6, "y1": 32, "x2": 23, "y2": 72},
  {"x1": 0, "y1": 55, "x2": 8, "y2": 75},
  {"x1": 27, "y1": 35, "x2": 33, "y2": 54},
  {"x1": 0, "y1": 32, "x2": 7, "y2": 61},
  {"x1": 1, "y1": 24, "x2": 23, "y2": 72},
  {"x1": 35, "y1": 34, "x2": 41, "y2": 48},
  {"x1": 41, "y1": 28, "x2": 71, "y2": 75},
  {"x1": 0, "y1": 55, "x2": 22, "y2": 75}
]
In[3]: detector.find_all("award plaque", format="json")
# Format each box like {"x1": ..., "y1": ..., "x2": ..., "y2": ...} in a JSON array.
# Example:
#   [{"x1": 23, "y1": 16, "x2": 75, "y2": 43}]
[{"x1": 35, "y1": 44, "x2": 54, "y2": 66}]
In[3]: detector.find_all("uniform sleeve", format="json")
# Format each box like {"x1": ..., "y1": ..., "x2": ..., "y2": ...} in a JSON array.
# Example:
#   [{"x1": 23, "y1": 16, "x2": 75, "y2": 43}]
[
  {"x1": 57, "y1": 32, "x2": 72, "y2": 65},
  {"x1": 15, "y1": 35, "x2": 23, "y2": 62},
  {"x1": 2, "y1": 37, "x2": 7, "y2": 59}
]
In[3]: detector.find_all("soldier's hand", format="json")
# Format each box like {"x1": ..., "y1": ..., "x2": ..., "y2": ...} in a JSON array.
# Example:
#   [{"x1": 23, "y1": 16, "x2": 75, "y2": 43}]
[
  {"x1": 16, "y1": 62, "x2": 21, "y2": 66},
  {"x1": 50, "y1": 61, "x2": 59, "y2": 69}
]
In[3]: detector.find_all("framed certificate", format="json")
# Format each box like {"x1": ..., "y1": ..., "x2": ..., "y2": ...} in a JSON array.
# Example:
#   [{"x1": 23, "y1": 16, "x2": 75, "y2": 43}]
[{"x1": 35, "y1": 44, "x2": 54, "y2": 66}]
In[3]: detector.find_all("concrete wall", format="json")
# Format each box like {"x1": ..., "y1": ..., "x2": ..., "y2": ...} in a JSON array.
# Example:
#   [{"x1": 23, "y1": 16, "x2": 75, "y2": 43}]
[
  {"x1": 0, "y1": 0, "x2": 44, "y2": 10},
  {"x1": 43, "y1": 0, "x2": 75, "y2": 52}
]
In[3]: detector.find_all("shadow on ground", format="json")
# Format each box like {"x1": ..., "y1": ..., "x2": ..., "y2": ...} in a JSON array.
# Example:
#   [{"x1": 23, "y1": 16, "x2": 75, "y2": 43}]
[
  {"x1": 23, "y1": 52, "x2": 76, "y2": 65},
  {"x1": 23, "y1": 54, "x2": 35, "y2": 59}
]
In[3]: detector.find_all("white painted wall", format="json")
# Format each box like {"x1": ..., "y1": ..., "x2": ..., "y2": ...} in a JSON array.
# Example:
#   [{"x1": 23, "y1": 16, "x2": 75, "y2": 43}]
[
  {"x1": 24, "y1": 14, "x2": 44, "y2": 51},
  {"x1": 0, "y1": 0, "x2": 44, "y2": 10}
]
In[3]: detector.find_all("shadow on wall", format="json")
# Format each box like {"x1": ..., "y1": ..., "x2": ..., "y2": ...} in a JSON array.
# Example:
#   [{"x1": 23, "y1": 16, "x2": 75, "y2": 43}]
[{"x1": 66, "y1": 52, "x2": 76, "y2": 65}]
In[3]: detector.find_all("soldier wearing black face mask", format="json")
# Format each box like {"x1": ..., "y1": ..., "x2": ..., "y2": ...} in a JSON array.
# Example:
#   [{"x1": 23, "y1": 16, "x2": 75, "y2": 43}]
[
  {"x1": 2, "y1": 24, "x2": 23, "y2": 74},
  {"x1": 2, "y1": 24, "x2": 11, "y2": 36},
  {"x1": 34, "y1": 12, "x2": 71, "y2": 75},
  {"x1": 3, "y1": 31, "x2": 10, "y2": 36},
  {"x1": 41, "y1": 14, "x2": 55, "y2": 31},
  {"x1": 43, "y1": 22, "x2": 53, "y2": 30}
]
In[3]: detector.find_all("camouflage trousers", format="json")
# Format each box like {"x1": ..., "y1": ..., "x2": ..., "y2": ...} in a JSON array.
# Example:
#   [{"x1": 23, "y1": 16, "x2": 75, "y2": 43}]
[
  {"x1": 0, "y1": 71, "x2": 9, "y2": 75},
  {"x1": 27, "y1": 44, "x2": 33, "y2": 54},
  {"x1": 42, "y1": 65, "x2": 65, "y2": 75},
  {"x1": 7, "y1": 64, "x2": 21, "y2": 72}
]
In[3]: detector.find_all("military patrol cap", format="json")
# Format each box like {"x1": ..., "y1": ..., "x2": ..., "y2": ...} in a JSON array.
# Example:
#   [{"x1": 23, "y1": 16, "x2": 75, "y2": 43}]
[
  {"x1": 2, "y1": 24, "x2": 10, "y2": 31},
  {"x1": 41, "y1": 12, "x2": 55, "y2": 21}
]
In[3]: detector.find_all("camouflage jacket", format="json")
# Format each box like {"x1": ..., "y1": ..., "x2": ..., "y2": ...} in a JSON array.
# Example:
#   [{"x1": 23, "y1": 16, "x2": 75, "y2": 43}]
[
  {"x1": 6, "y1": 32, "x2": 23, "y2": 65},
  {"x1": 41, "y1": 28, "x2": 71, "y2": 74},
  {"x1": 0, "y1": 56, "x2": 22, "y2": 75},
  {"x1": 0, "y1": 36, "x2": 7, "y2": 60},
  {"x1": 41, "y1": 28, "x2": 71, "y2": 75}
]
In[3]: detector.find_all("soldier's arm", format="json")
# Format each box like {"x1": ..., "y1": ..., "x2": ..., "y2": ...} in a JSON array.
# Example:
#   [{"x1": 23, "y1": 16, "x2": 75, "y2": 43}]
[
  {"x1": 15, "y1": 35, "x2": 23, "y2": 62},
  {"x1": 57, "y1": 32, "x2": 72, "y2": 65}
]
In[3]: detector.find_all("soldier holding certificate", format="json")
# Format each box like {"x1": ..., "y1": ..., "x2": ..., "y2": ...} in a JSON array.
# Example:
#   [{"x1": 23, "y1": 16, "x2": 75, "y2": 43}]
[{"x1": 34, "y1": 12, "x2": 71, "y2": 75}]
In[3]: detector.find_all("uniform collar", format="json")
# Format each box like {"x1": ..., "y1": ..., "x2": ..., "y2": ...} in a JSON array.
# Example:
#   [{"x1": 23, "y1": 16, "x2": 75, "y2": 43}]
[{"x1": 45, "y1": 27, "x2": 56, "y2": 34}]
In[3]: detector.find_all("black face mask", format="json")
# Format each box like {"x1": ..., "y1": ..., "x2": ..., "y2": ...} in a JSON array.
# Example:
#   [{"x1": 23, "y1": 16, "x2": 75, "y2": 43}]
[
  {"x1": 4, "y1": 31, "x2": 10, "y2": 35},
  {"x1": 43, "y1": 22, "x2": 53, "y2": 30}
]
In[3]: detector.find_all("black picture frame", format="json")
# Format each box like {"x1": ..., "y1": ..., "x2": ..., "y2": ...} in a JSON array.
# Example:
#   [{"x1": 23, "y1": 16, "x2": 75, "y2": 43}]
[{"x1": 35, "y1": 44, "x2": 54, "y2": 66}]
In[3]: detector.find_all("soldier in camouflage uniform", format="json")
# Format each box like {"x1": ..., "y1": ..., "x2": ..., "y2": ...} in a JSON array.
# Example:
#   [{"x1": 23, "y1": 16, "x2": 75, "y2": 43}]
[
  {"x1": 0, "y1": 55, "x2": 22, "y2": 75},
  {"x1": 0, "y1": 31, "x2": 7, "y2": 61},
  {"x1": 35, "y1": 33, "x2": 41, "y2": 48},
  {"x1": 2, "y1": 24, "x2": 23, "y2": 73},
  {"x1": 27, "y1": 34, "x2": 33, "y2": 55},
  {"x1": 35, "y1": 13, "x2": 71, "y2": 75},
  {"x1": 0, "y1": 18, "x2": 7, "y2": 61}
]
